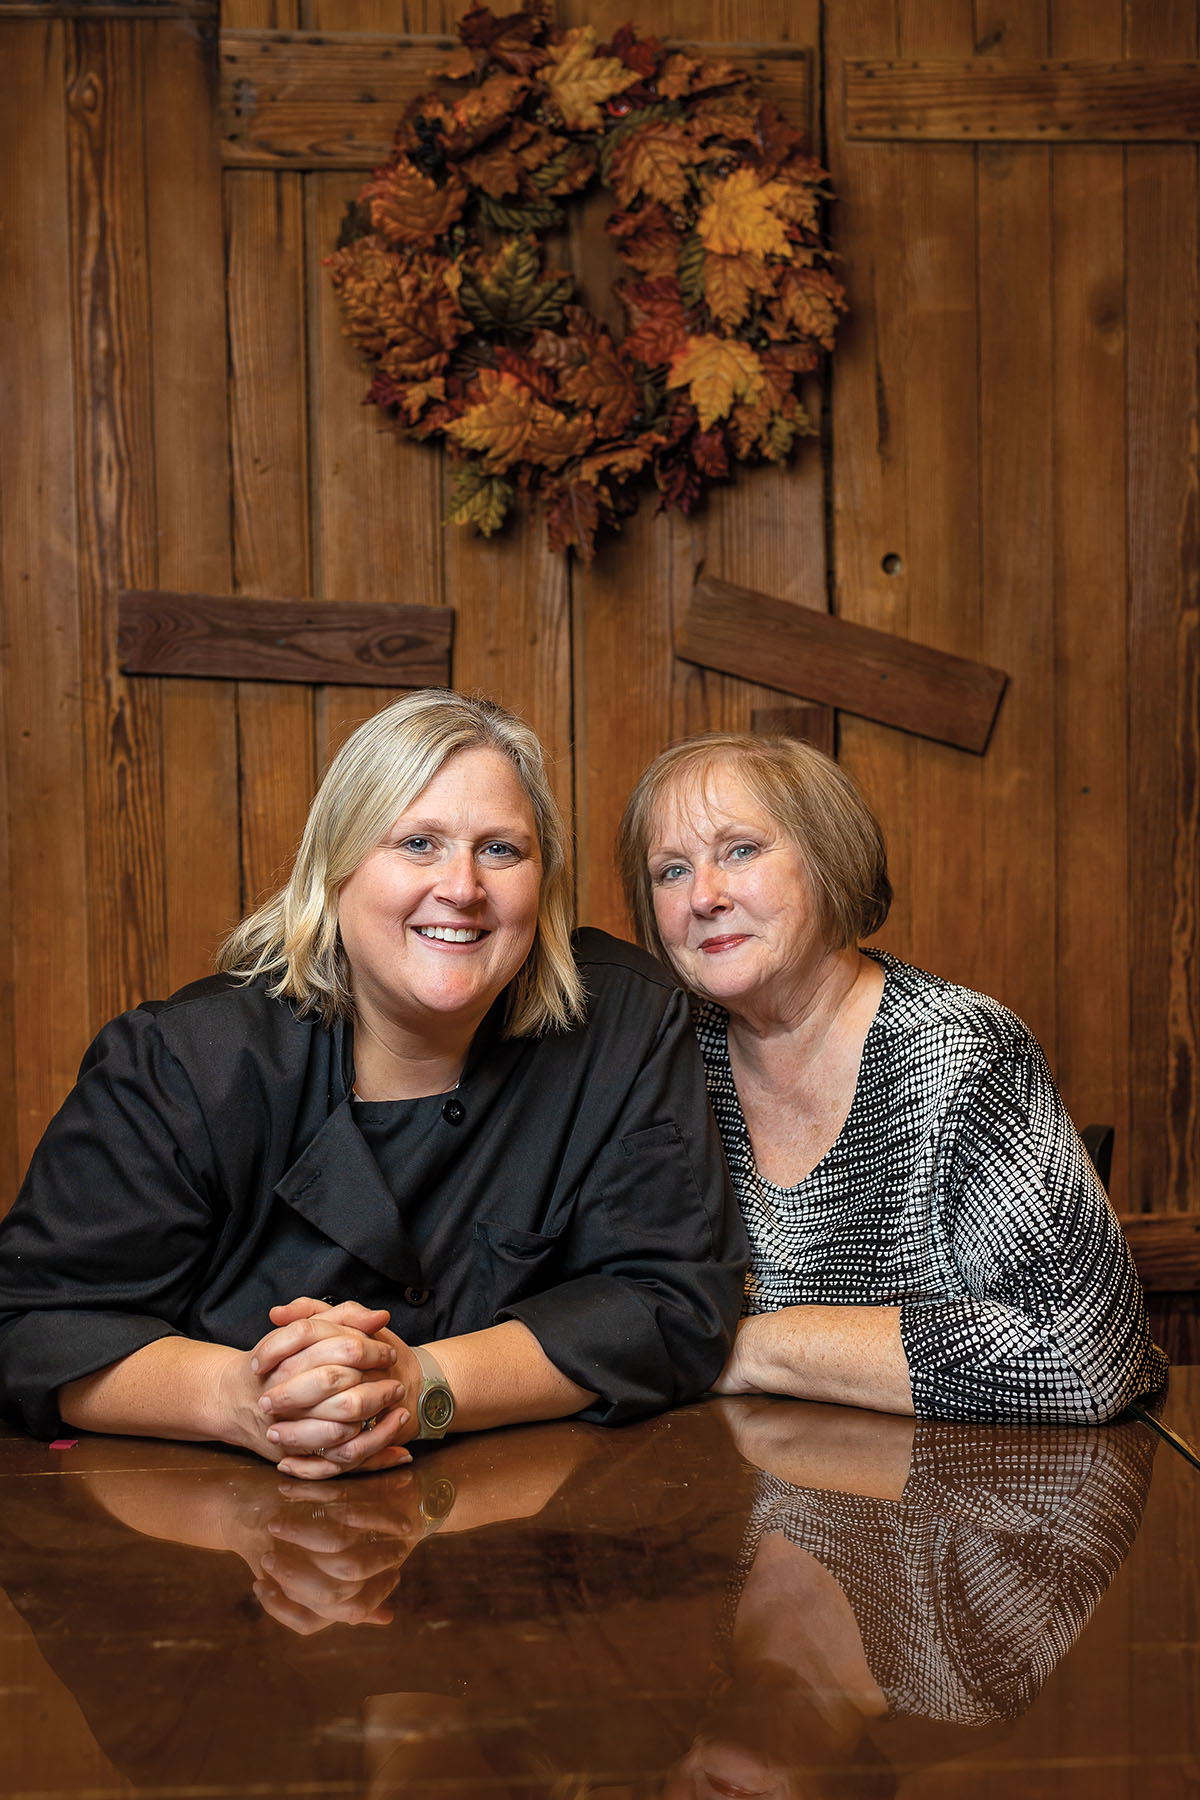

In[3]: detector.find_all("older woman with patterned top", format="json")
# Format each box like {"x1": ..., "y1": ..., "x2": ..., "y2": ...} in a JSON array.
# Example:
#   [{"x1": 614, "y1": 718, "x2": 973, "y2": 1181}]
[{"x1": 617, "y1": 733, "x2": 1166, "y2": 1425}]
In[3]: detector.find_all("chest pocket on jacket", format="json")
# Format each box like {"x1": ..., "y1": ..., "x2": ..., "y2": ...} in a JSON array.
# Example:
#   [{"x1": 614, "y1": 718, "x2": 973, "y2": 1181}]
[
  {"x1": 600, "y1": 1121, "x2": 713, "y2": 1257},
  {"x1": 473, "y1": 1217, "x2": 564, "y2": 1315}
]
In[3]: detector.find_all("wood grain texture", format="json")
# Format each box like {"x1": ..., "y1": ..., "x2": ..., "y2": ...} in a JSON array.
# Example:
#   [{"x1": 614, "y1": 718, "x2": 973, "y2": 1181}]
[
  {"x1": 224, "y1": 132, "x2": 318, "y2": 916},
  {"x1": 306, "y1": 0, "x2": 449, "y2": 780},
  {"x1": 974, "y1": 0, "x2": 1057, "y2": 1060},
  {"x1": 678, "y1": 575, "x2": 1005, "y2": 752},
  {"x1": 145, "y1": 18, "x2": 241, "y2": 992},
  {"x1": 66, "y1": 19, "x2": 167, "y2": 1029},
  {"x1": 220, "y1": 30, "x2": 452, "y2": 166},
  {"x1": 824, "y1": 0, "x2": 915, "y2": 963},
  {"x1": 119, "y1": 591, "x2": 453, "y2": 685},
  {"x1": 1124, "y1": 1, "x2": 1200, "y2": 1218},
  {"x1": 1051, "y1": 0, "x2": 1130, "y2": 1198},
  {"x1": 0, "y1": 21, "x2": 90, "y2": 1195},
  {"x1": 845, "y1": 57, "x2": 1200, "y2": 142},
  {"x1": 219, "y1": 28, "x2": 810, "y2": 167},
  {"x1": 750, "y1": 705, "x2": 835, "y2": 757},
  {"x1": 892, "y1": 2, "x2": 986, "y2": 1000},
  {"x1": 1119, "y1": 1214, "x2": 1200, "y2": 1293}
]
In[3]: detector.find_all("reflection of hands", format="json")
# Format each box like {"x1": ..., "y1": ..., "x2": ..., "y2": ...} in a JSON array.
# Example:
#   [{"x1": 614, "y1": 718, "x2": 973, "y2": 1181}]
[
  {"x1": 251, "y1": 1472, "x2": 457, "y2": 1635},
  {"x1": 246, "y1": 1298, "x2": 422, "y2": 1480}
]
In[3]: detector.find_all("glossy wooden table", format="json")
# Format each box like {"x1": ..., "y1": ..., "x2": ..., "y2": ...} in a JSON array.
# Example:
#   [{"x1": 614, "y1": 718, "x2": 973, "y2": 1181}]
[{"x1": 2, "y1": 1372, "x2": 1197, "y2": 1799}]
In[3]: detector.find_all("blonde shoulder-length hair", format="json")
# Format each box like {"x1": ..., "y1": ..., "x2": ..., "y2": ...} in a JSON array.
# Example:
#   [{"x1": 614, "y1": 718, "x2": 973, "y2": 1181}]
[
  {"x1": 218, "y1": 690, "x2": 585, "y2": 1037},
  {"x1": 617, "y1": 732, "x2": 892, "y2": 966}
]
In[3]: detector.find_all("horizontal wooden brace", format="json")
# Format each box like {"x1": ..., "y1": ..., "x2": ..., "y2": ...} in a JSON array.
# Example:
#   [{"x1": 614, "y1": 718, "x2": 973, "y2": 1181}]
[
  {"x1": 118, "y1": 591, "x2": 453, "y2": 688},
  {"x1": 678, "y1": 576, "x2": 1006, "y2": 754},
  {"x1": 219, "y1": 30, "x2": 811, "y2": 168},
  {"x1": 845, "y1": 59, "x2": 1200, "y2": 142},
  {"x1": 1118, "y1": 1213, "x2": 1200, "y2": 1293}
]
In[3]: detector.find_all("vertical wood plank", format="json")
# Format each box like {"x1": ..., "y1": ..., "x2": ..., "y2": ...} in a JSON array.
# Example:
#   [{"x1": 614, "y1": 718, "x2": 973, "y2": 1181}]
[
  {"x1": 894, "y1": 0, "x2": 983, "y2": 992},
  {"x1": 1050, "y1": 0, "x2": 1130, "y2": 1192},
  {"x1": 145, "y1": 18, "x2": 240, "y2": 983},
  {"x1": 226, "y1": 163, "x2": 317, "y2": 906},
  {"x1": 66, "y1": 19, "x2": 166, "y2": 1030},
  {"x1": 1124, "y1": 1, "x2": 1200, "y2": 1216},
  {"x1": 973, "y1": 0, "x2": 1056, "y2": 1056},
  {"x1": 0, "y1": 21, "x2": 90, "y2": 1193},
  {"x1": 569, "y1": 0, "x2": 827, "y2": 938},
  {"x1": 825, "y1": 0, "x2": 914, "y2": 961},
  {"x1": 305, "y1": 0, "x2": 457, "y2": 782},
  {"x1": 224, "y1": 0, "x2": 317, "y2": 912}
]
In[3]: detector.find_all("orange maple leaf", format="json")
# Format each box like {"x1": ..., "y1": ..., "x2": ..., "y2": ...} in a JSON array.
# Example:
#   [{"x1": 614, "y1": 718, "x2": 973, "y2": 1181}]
[
  {"x1": 697, "y1": 168, "x2": 793, "y2": 260},
  {"x1": 447, "y1": 369, "x2": 593, "y2": 471},
  {"x1": 775, "y1": 267, "x2": 847, "y2": 349},
  {"x1": 617, "y1": 275, "x2": 689, "y2": 367},
  {"x1": 543, "y1": 478, "x2": 601, "y2": 557},
  {"x1": 666, "y1": 334, "x2": 764, "y2": 431},
  {"x1": 607, "y1": 119, "x2": 695, "y2": 210},
  {"x1": 451, "y1": 71, "x2": 529, "y2": 141},
  {"x1": 375, "y1": 272, "x2": 468, "y2": 381},
  {"x1": 658, "y1": 50, "x2": 740, "y2": 99},
  {"x1": 577, "y1": 437, "x2": 661, "y2": 486},
  {"x1": 364, "y1": 158, "x2": 469, "y2": 245},
  {"x1": 543, "y1": 25, "x2": 638, "y2": 130},
  {"x1": 558, "y1": 332, "x2": 640, "y2": 437},
  {"x1": 460, "y1": 142, "x2": 524, "y2": 198},
  {"x1": 689, "y1": 96, "x2": 761, "y2": 145},
  {"x1": 702, "y1": 251, "x2": 772, "y2": 327}
]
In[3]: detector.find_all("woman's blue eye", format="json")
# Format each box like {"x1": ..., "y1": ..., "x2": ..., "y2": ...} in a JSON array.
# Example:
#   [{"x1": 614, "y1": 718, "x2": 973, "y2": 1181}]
[
  {"x1": 482, "y1": 841, "x2": 519, "y2": 860},
  {"x1": 728, "y1": 843, "x2": 758, "y2": 861},
  {"x1": 399, "y1": 836, "x2": 433, "y2": 853},
  {"x1": 655, "y1": 863, "x2": 688, "y2": 883}
]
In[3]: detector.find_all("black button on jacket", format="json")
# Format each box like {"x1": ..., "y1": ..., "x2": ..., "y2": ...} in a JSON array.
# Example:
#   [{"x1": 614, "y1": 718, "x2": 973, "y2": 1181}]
[{"x1": 0, "y1": 930, "x2": 748, "y2": 1438}]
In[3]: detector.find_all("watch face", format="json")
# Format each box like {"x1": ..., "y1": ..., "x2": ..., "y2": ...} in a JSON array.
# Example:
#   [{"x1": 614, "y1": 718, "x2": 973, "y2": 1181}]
[{"x1": 422, "y1": 1384, "x2": 454, "y2": 1432}]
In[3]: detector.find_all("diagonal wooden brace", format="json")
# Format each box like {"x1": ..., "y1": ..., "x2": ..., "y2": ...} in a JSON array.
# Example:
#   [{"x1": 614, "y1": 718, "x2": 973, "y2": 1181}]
[{"x1": 677, "y1": 575, "x2": 1007, "y2": 754}]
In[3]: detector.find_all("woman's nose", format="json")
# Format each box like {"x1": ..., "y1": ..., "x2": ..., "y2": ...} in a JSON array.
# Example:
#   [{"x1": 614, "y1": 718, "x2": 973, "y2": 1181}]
[
  {"x1": 436, "y1": 849, "x2": 485, "y2": 906},
  {"x1": 690, "y1": 867, "x2": 728, "y2": 914}
]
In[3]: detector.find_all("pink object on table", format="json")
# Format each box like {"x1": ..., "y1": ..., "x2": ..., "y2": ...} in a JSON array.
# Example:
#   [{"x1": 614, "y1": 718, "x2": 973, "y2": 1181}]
[{"x1": 48, "y1": 1438, "x2": 78, "y2": 1450}]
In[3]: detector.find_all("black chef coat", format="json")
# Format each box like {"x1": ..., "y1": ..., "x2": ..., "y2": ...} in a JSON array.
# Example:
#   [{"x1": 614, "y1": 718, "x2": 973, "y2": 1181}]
[{"x1": 0, "y1": 929, "x2": 747, "y2": 1438}]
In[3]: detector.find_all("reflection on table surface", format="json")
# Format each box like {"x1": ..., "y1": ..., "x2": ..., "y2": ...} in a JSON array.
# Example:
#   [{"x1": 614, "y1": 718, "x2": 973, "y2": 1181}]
[{"x1": 1, "y1": 1370, "x2": 1197, "y2": 1799}]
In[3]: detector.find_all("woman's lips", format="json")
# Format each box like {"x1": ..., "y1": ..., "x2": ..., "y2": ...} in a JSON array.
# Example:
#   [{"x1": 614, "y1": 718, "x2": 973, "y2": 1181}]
[{"x1": 698, "y1": 934, "x2": 749, "y2": 954}]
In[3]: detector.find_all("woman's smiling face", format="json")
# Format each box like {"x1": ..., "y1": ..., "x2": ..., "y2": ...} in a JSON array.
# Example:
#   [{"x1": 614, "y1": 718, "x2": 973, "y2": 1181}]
[
  {"x1": 647, "y1": 759, "x2": 831, "y2": 1015},
  {"x1": 336, "y1": 746, "x2": 542, "y2": 1037}
]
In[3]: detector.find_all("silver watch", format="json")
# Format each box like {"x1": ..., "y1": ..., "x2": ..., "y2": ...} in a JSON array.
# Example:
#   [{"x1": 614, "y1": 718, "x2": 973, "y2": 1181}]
[{"x1": 412, "y1": 1344, "x2": 455, "y2": 1440}]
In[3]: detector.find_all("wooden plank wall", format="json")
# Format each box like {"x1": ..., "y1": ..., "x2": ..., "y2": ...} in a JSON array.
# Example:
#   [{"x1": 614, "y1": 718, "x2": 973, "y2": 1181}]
[{"x1": 0, "y1": 0, "x2": 1196, "y2": 1262}]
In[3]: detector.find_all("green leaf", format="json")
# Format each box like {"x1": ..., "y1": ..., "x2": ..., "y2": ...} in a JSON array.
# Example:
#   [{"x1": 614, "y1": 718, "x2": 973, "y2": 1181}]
[
  {"x1": 676, "y1": 231, "x2": 706, "y2": 310},
  {"x1": 443, "y1": 465, "x2": 515, "y2": 535},
  {"x1": 477, "y1": 194, "x2": 564, "y2": 233},
  {"x1": 459, "y1": 236, "x2": 575, "y2": 337}
]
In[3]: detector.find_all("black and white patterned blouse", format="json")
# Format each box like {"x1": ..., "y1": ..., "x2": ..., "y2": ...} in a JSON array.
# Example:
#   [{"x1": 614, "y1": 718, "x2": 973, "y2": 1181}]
[{"x1": 694, "y1": 951, "x2": 1167, "y2": 1424}]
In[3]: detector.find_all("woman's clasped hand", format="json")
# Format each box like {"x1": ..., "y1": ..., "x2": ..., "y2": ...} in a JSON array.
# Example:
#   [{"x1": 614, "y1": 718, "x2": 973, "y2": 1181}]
[{"x1": 239, "y1": 1301, "x2": 415, "y2": 1478}]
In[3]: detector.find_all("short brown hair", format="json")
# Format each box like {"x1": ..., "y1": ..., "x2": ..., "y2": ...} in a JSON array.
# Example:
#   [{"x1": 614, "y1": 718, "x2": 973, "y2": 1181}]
[
  {"x1": 616, "y1": 733, "x2": 891, "y2": 965},
  {"x1": 218, "y1": 690, "x2": 584, "y2": 1036}
]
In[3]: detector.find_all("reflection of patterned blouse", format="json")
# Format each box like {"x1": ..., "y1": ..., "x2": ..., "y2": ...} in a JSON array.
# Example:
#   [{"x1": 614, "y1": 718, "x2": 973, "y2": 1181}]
[
  {"x1": 732, "y1": 1421, "x2": 1154, "y2": 1725},
  {"x1": 694, "y1": 951, "x2": 1167, "y2": 1424}
]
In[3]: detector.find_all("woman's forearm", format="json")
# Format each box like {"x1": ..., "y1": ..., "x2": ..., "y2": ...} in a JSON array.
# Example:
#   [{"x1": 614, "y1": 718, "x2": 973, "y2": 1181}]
[
  {"x1": 718, "y1": 1305, "x2": 915, "y2": 1417},
  {"x1": 59, "y1": 1336, "x2": 261, "y2": 1450},
  {"x1": 431, "y1": 1319, "x2": 597, "y2": 1433}
]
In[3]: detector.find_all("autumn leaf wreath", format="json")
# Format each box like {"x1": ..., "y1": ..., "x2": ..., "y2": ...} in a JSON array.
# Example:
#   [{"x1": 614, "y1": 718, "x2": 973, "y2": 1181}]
[{"x1": 326, "y1": 2, "x2": 846, "y2": 560}]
